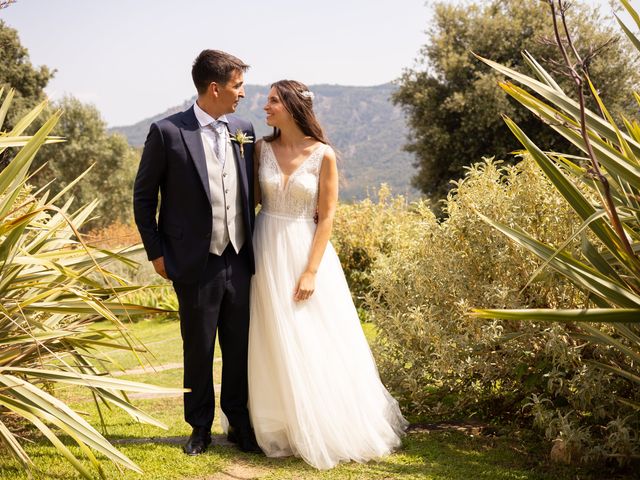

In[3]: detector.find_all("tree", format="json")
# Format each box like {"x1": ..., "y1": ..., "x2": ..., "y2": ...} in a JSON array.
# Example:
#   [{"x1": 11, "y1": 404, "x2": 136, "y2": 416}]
[
  {"x1": 0, "y1": 21, "x2": 136, "y2": 227},
  {"x1": 0, "y1": 19, "x2": 54, "y2": 126},
  {"x1": 0, "y1": 21, "x2": 136, "y2": 226},
  {"x1": 393, "y1": 0, "x2": 640, "y2": 200},
  {"x1": 34, "y1": 96, "x2": 138, "y2": 228}
]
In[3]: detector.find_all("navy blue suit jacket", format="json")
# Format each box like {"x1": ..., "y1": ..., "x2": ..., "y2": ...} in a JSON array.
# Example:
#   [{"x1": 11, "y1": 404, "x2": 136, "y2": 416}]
[{"x1": 133, "y1": 106, "x2": 256, "y2": 283}]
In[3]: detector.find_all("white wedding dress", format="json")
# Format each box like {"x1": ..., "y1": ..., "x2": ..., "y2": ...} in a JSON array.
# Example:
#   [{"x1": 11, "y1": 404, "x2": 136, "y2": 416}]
[{"x1": 248, "y1": 141, "x2": 407, "y2": 470}]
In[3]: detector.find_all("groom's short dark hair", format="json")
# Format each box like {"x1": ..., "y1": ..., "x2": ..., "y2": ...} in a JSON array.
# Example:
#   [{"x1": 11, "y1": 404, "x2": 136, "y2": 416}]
[{"x1": 192, "y1": 50, "x2": 249, "y2": 95}]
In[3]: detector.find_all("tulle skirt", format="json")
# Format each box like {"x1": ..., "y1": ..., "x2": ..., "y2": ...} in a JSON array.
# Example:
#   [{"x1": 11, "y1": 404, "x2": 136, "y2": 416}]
[{"x1": 248, "y1": 211, "x2": 407, "y2": 470}]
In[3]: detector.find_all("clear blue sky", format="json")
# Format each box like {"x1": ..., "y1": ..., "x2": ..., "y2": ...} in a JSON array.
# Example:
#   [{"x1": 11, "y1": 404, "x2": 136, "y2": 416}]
[{"x1": 0, "y1": 0, "x2": 617, "y2": 126}]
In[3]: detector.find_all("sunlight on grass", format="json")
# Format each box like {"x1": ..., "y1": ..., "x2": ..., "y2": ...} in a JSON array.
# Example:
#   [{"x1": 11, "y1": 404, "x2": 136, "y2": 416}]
[
  {"x1": 0, "y1": 318, "x2": 581, "y2": 480},
  {"x1": 0, "y1": 430, "x2": 570, "y2": 480}
]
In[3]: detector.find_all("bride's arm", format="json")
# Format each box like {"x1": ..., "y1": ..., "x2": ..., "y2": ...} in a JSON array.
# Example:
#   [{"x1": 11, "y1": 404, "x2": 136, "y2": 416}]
[
  {"x1": 253, "y1": 139, "x2": 262, "y2": 207},
  {"x1": 294, "y1": 146, "x2": 339, "y2": 302}
]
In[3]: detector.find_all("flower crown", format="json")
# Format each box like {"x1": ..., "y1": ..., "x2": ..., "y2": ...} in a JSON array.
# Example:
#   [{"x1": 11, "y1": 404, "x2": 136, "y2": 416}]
[{"x1": 299, "y1": 90, "x2": 315, "y2": 100}]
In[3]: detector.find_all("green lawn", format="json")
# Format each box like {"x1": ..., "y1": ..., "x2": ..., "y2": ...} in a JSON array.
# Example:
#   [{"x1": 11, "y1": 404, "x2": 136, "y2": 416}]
[{"x1": 0, "y1": 317, "x2": 588, "y2": 480}]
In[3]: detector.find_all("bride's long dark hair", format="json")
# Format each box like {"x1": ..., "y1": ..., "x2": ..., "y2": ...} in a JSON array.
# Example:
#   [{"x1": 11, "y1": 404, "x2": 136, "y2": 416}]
[{"x1": 264, "y1": 80, "x2": 330, "y2": 145}]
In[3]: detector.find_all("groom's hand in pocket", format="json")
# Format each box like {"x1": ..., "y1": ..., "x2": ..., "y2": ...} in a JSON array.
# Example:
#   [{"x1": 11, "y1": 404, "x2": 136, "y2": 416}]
[{"x1": 152, "y1": 256, "x2": 168, "y2": 279}]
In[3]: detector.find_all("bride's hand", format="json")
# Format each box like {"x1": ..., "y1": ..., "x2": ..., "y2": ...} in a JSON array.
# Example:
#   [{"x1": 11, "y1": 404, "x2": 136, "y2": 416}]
[{"x1": 294, "y1": 271, "x2": 316, "y2": 302}]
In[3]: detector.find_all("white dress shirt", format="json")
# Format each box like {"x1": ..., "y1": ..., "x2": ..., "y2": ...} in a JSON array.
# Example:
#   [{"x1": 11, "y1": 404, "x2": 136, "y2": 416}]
[{"x1": 193, "y1": 102, "x2": 228, "y2": 164}]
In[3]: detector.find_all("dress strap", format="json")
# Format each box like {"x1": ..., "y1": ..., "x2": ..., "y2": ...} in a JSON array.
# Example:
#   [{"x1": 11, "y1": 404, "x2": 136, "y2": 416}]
[{"x1": 309, "y1": 143, "x2": 328, "y2": 172}]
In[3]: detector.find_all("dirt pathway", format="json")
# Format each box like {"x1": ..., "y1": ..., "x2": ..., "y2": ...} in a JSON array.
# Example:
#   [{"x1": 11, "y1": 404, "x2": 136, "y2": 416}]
[{"x1": 189, "y1": 463, "x2": 269, "y2": 480}]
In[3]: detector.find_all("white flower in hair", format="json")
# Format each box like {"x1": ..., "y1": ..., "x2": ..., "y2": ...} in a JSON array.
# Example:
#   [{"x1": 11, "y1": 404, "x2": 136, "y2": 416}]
[{"x1": 300, "y1": 90, "x2": 315, "y2": 100}]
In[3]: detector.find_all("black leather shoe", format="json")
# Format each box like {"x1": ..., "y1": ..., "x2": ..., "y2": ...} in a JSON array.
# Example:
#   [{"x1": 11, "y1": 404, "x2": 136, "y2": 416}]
[
  {"x1": 227, "y1": 425, "x2": 262, "y2": 454},
  {"x1": 183, "y1": 426, "x2": 211, "y2": 455}
]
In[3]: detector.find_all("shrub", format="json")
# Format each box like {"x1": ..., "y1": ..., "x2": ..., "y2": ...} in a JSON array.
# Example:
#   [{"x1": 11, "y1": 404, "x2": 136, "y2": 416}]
[
  {"x1": 333, "y1": 185, "x2": 420, "y2": 313},
  {"x1": 332, "y1": 157, "x2": 638, "y2": 464}
]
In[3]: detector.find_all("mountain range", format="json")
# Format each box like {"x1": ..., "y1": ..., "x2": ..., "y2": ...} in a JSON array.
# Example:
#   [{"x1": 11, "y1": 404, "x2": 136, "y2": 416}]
[{"x1": 111, "y1": 83, "x2": 417, "y2": 200}]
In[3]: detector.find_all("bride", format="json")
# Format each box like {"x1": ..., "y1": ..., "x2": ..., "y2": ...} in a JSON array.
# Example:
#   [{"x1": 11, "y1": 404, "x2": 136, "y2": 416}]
[{"x1": 248, "y1": 80, "x2": 407, "y2": 470}]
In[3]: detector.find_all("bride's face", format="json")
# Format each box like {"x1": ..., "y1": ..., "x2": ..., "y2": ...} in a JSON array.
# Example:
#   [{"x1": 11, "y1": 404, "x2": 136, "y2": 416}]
[{"x1": 264, "y1": 87, "x2": 290, "y2": 127}]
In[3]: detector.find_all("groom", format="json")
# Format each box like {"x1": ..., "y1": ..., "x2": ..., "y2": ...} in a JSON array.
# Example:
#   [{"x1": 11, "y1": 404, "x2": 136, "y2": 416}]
[{"x1": 133, "y1": 50, "x2": 259, "y2": 455}]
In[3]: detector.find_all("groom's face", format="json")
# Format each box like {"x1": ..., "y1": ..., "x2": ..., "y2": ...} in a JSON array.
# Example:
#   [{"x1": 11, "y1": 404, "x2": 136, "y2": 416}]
[{"x1": 214, "y1": 69, "x2": 245, "y2": 114}]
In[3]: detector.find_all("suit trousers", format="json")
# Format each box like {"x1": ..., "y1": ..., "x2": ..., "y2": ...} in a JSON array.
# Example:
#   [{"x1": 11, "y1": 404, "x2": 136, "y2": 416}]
[{"x1": 173, "y1": 243, "x2": 251, "y2": 431}]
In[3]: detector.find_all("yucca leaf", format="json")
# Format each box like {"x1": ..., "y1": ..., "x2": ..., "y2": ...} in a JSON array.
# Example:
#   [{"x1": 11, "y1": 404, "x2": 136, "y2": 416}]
[
  {"x1": 0, "y1": 110, "x2": 61, "y2": 198},
  {"x1": 0, "y1": 136, "x2": 65, "y2": 148},
  {"x1": 65, "y1": 338, "x2": 146, "y2": 354},
  {"x1": 0, "y1": 367, "x2": 186, "y2": 393},
  {"x1": 586, "y1": 360, "x2": 640, "y2": 384},
  {"x1": 501, "y1": 82, "x2": 640, "y2": 190},
  {"x1": 48, "y1": 164, "x2": 94, "y2": 205},
  {"x1": 477, "y1": 214, "x2": 640, "y2": 307},
  {"x1": 501, "y1": 115, "x2": 636, "y2": 271},
  {"x1": 0, "y1": 376, "x2": 142, "y2": 473},
  {"x1": 621, "y1": 116, "x2": 640, "y2": 144},
  {"x1": 617, "y1": 0, "x2": 640, "y2": 54},
  {"x1": 613, "y1": 322, "x2": 640, "y2": 348},
  {"x1": 521, "y1": 50, "x2": 564, "y2": 92},
  {"x1": 616, "y1": 12, "x2": 640, "y2": 55},
  {"x1": 617, "y1": 397, "x2": 640, "y2": 410},
  {"x1": 21, "y1": 302, "x2": 166, "y2": 315},
  {"x1": 0, "y1": 330, "x2": 77, "y2": 346},
  {"x1": 0, "y1": 420, "x2": 33, "y2": 472},
  {"x1": 580, "y1": 323, "x2": 640, "y2": 365},
  {"x1": 477, "y1": 54, "x2": 640, "y2": 156},
  {"x1": 89, "y1": 387, "x2": 169, "y2": 429},
  {"x1": 0, "y1": 394, "x2": 96, "y2": 479},
  {"x1": 586, "y1": 77, "x2": 636, "y2": 163},
  {"x1": 620, "y1": 0, "x2": 640, "y2": 29},
  {"x1": 521, "y1": 208, "x2": 609, "y2": 292},
  {"x1": 616, "y1": 177, "x2": 640, "y2": 217},
  {"x1": 6, "y1": 101, "x2": 49, "y2": 137},
  {"x1": 0, "y1": 87, "x2": 14, "y2": 130},
  {"x1": 581, "y1": 236, "x2": 624, "y2": 285},
  {"x1": 0, "y1": 221, "x2": 29, "y2": 276},
  {"x1": 472, "y1": 308, "x2": 640, "y2": 323}
]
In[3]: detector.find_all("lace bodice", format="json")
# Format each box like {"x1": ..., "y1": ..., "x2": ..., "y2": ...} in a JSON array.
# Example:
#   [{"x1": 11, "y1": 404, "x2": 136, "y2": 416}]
[{"x1": 259, "y1": 141, "x2": 326, "y2": 219}]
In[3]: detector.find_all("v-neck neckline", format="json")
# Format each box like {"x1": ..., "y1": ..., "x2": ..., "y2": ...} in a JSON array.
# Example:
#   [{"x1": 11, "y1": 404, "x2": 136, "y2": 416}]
[{"x1": 267, "y1": 141, "x2": 324, "y2": 189}]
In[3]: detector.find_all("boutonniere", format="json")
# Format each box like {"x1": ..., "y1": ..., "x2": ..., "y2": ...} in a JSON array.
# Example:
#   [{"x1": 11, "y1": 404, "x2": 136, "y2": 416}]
[{"x1": 230, "y1": 129, "x2": 254, "y2": 157}]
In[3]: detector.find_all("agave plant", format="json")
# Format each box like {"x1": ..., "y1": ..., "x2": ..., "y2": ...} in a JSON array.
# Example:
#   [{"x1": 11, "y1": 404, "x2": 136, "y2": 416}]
[
  {"x1": 0, "y1": 88, "x2": 185, "y2": 478},
  {"x1": 471, "y1": 0, "x2": 640, "y2": 411}
]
